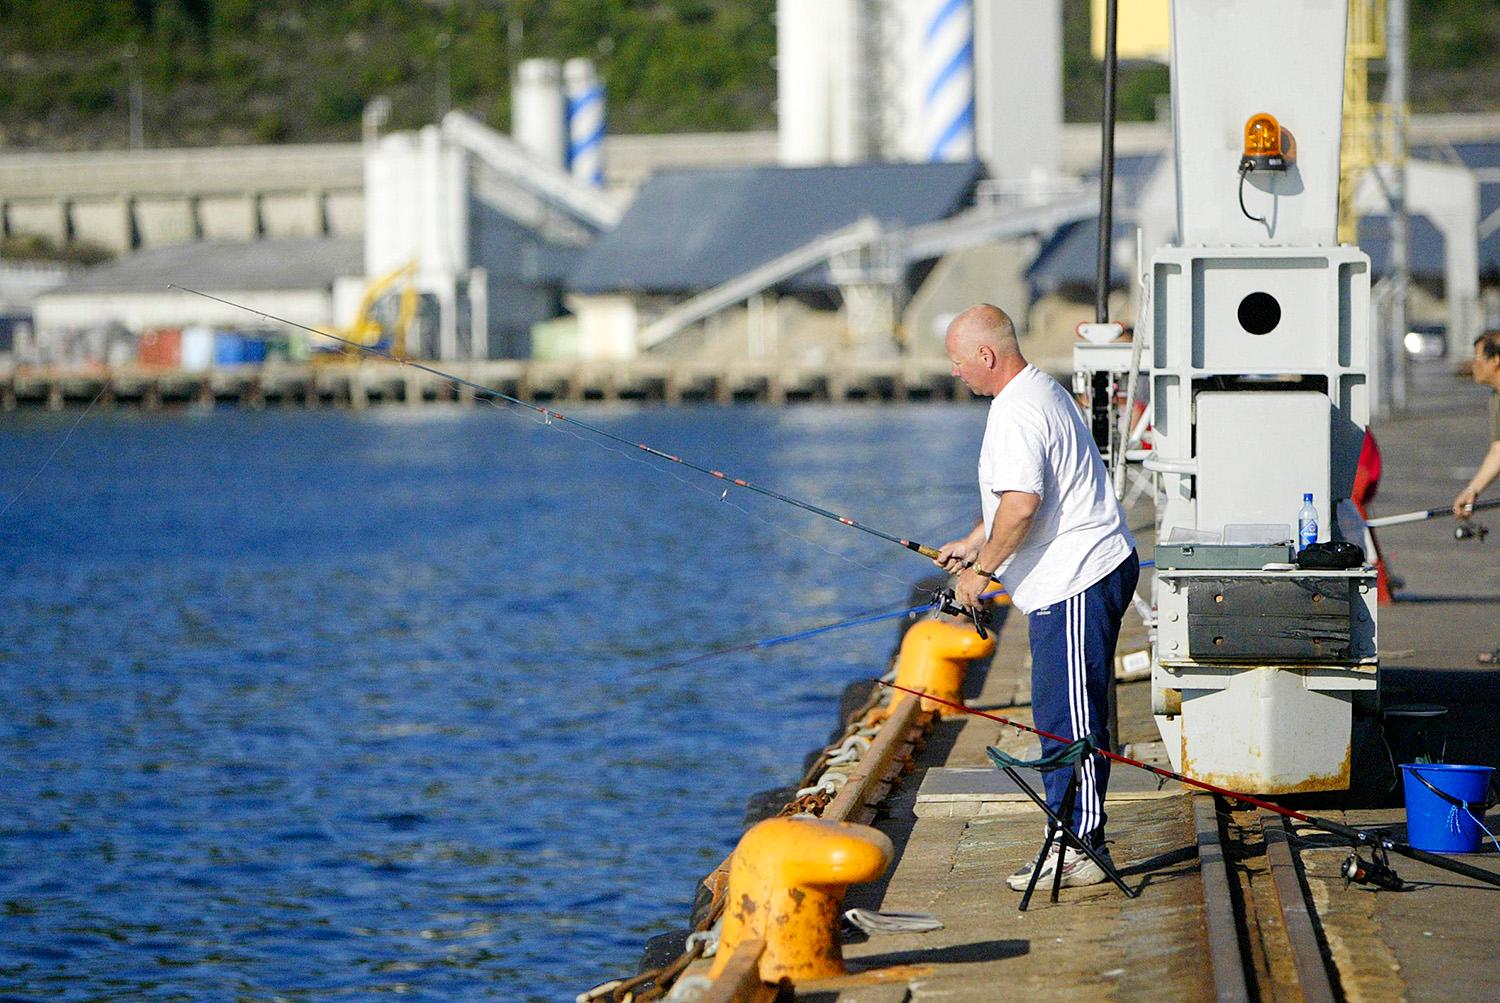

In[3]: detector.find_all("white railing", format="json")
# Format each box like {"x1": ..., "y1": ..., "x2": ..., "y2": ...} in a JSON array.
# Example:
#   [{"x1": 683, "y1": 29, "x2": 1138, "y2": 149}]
[{"x1": 440, "y1": 111, "x2": 622, "y2": 231}]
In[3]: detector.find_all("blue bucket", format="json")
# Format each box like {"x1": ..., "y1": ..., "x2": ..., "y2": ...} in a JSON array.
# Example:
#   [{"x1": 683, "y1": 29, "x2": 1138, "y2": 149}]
[{"x1": 1401, "y1": 763, "x2": 1494, "y2": 853}]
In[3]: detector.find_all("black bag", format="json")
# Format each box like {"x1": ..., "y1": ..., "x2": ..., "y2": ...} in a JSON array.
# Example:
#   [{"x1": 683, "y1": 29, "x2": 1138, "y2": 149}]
[{"x1": 1295, "y1": 540, "x2": 1364, "y2": 569}]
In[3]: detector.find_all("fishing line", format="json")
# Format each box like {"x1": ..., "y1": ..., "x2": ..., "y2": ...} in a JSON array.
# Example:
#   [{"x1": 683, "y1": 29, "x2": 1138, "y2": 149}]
[
  {"x1": 643, "y1": 598, "x2": 929, "y2": 672},
  {"x1": 0, "y1": 382, "x2": 109, "y2": 522},
  {"x1": 480, "y1": 383, "x2": 968, "y2": 586},
  {"x1": 169, "y1": 285, "x2": 970, "y2": 579},
  {"x1": 473, "y1": 390, "x2": 912, "y2": 586},
  {"x1": 644, "y1": 587, "x2": 1011, "y2": 673}
]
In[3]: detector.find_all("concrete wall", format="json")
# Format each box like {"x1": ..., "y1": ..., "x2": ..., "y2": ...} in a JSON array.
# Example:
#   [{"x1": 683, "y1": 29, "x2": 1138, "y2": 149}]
[{"x1": 0, "y1": 143, "x2": 364, "y2": 253}]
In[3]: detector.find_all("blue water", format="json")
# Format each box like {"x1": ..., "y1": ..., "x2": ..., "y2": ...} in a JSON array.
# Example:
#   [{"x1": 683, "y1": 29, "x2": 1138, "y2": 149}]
[{"x1": 0, "y1": 403, "x2": 979, "y2": 1000}]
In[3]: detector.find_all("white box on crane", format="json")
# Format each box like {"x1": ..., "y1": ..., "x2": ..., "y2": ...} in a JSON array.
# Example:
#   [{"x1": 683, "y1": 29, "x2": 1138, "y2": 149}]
[{"x1": 1141, "y1": 0, "x2": 1380, "y2": 793}]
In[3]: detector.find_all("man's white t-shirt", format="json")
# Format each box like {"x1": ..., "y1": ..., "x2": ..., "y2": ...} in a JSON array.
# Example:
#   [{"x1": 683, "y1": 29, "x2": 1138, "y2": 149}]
[{"x1": 978, "y1": 364, "x2": 1135, "y2": 613}]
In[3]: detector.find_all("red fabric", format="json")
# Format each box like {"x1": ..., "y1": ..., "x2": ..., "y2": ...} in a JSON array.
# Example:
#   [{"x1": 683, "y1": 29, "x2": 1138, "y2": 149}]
[
  {"x1": 1352, "y1": 429, "x2": 1382, "y2": 513},
  {"x1": 1351, "y1": 429, "x2": 1394, "y2": 603}
]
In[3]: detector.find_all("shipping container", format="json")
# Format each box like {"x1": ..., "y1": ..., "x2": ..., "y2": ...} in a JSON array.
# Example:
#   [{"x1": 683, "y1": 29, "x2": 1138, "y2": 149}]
[
  {"x1": 0, "y1": 316, "x2": 18, "y2": 356},
  {"x1": 106, "y1": 338, "x2": 135, "y2": 367},
  {"x1": 213, "y1": 331, "x2": 245, "y2": 367},
  {"x1": 181, "y1": 326, "x2": 214, "y2": 371},
  {"x1": 287, "y1": 330, "x2": 310, "y2": 361},
  {"x1": 138, "y1": 328, "x2": 182, "y2": 367},
  {"x1": 241, "y1": 336, "x2": 268, "y2": 365}
]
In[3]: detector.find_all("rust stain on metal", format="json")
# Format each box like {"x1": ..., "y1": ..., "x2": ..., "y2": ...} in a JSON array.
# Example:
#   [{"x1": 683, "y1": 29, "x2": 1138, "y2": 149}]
[{"x1": 1182, "y1": 744, "x2": 1352, "y2": 795}]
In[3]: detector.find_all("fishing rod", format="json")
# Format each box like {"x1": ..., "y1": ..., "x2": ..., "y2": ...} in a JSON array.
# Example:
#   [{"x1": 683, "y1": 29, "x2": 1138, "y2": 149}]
[
  {"x1": 878, "y1": 680, "x2": 1500, "y2": 891},
  {"x1": 1374, "y1": 494, "x2": 1500, "y2": 539},
  {"x1": 168, "y1": 285, "x2": 990, "y2": 579}
]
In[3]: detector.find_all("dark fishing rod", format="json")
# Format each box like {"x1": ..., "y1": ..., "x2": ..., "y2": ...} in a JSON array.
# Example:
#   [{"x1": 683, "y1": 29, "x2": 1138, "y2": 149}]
[
  {"x1": 167, "y1": 285, "x2": 981, "y2": 572},
  {"x1": 879, "y1": 680, "x2": 1500, "y2": 890}
]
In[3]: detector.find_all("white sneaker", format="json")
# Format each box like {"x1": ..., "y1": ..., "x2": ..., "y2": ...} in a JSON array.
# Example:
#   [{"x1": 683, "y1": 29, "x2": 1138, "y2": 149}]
[{"x1": 1006, "y1": 844, "x2": 1111, "y2": 891}]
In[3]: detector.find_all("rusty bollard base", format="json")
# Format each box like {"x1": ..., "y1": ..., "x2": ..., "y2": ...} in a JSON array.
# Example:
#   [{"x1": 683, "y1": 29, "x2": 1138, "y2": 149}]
[{"x1": 710, "y1": 815, "x2": 894, "y2": 983}]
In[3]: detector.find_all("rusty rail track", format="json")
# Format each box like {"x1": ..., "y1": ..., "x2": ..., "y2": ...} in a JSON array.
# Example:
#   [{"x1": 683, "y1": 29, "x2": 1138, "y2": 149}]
[
  {"x1": 1197, "y1": 794, "x2": 1343, "y2": 1002},
  {"x1": 823, "y1": 692, "x2": 926, "y2": 823}
]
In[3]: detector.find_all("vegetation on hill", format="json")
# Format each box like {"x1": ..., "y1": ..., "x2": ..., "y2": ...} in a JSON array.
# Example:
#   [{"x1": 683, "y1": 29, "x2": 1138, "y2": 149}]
[
  {"x1": 0, "y1": 0, "x2": 778, "y2": 149},
  {"x1": 0, "y1": 0, "x2": 1493, "y2": 151}
]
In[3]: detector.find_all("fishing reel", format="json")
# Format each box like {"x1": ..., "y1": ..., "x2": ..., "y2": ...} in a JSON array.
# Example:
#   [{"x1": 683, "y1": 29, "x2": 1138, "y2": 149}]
[
  {"x1": 1455, "y1": 522, "x2": 1489, "y2": 542},
  {"x1": 931, "y1": 587, "x2": 994, "y2": 639},
  {"x1": 1341, "y1": 849, "x2": 1405, "y2": 892}
]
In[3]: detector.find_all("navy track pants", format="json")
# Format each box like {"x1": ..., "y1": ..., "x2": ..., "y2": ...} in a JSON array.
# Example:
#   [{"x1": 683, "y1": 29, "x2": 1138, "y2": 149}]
[{"x1": 1026, "y1": 550, "x2": 1139, "y2": 849}]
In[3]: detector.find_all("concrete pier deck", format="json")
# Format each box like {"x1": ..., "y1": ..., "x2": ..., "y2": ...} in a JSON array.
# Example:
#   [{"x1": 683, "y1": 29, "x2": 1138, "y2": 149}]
[{"x1": 825, "y1": 397, "x2": 1500, "y2": 1001}]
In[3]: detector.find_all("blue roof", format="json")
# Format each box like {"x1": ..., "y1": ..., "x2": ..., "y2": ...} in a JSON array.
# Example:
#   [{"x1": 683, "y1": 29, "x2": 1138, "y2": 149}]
[
  {"x1": 1024, "y1": 154, "x2": 1161, "y2": 293},
  {"x1": 1080, "y1": 153, "x2": 1163, "y2": 206},
  {"x1": 1356, "y1": 213, "x2": 1451, "y2": 279},
  {"x1": 1369, "y1": 139, "x2": 1500, "y2": 281},
  {"x1": 1026, "y1": 218, "x2": 1134, "y2": 292},
  {"x1": 568, "y1": 161, "x2": 984, "y2": 295}
]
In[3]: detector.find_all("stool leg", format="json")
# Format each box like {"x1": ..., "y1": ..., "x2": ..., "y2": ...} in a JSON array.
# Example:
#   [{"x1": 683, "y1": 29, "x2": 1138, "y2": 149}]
[
  {"x1": 1006, "y1": 766, "x2": 1078, "y2": 911},
  {"x1": 1047, "y1": 773, "x2": 1080, "y2": 903},
  {"x1": 1063, "y1": 758, "x2": 1138, "y2": 899},
  {"x1": 1020, "y1": 811, "x2": 1065, "y2": 911}
]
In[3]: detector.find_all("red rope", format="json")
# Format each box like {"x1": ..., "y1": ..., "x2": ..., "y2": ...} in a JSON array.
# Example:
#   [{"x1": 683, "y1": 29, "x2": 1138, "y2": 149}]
[{"x1": 878, "y1": 680, "x2": 1313, "y2": 823}]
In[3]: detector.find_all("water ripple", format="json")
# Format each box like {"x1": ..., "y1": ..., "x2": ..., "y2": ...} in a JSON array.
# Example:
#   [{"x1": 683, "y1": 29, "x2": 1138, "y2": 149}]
[{"x1": 0, "y1": 404, "x2": 974, "y2": 998}]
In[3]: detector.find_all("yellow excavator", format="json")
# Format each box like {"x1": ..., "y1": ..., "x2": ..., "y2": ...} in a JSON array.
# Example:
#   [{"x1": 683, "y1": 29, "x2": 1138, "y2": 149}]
[{"x1": 318, "y1": 261, "x2": 420, "y2": 360}]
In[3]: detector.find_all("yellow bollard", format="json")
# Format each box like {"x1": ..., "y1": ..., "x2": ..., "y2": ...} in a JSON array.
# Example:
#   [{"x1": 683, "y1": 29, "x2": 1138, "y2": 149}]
[
  {"x1": 893, "y1": 619, "x2": 997, "y2": 715},
  {"x1": 710, "y1": 815, "x2": 893, "y2": 983}
]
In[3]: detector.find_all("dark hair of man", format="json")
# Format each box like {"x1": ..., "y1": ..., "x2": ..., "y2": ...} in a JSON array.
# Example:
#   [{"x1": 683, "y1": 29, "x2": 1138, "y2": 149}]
[{"x1": 1474, "y1": 329, "x2": 1500, "y2": 361}]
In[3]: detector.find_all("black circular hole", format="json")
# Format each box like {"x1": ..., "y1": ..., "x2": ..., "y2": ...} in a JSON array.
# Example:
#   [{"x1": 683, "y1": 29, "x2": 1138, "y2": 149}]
[{"x1": 1238, "y1": 292, "x2": 1281, "y2": 335}]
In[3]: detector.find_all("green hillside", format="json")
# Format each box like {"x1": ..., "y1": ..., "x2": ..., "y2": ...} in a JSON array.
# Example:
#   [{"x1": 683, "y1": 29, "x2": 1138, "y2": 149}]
[
  {"x1": 0, "y1": 0, "x2": 779, "y2": 149},
  {"x1": 0, "y1": 0, "x2": 1494, "y2": 151}
]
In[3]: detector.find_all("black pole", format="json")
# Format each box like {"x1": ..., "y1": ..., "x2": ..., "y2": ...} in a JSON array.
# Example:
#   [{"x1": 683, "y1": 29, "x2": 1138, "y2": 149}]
[
  {"x1": 1095, "y1": 0, "x2": 1120, "y2": 324},
  {"x1": 1096, "y1": 0, "x2": 1121, "y2": 753}
]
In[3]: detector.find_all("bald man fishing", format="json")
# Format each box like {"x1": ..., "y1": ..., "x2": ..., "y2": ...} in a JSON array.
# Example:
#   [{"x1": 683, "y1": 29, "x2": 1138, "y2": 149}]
[{"x1": 935, "y1": 303, "x2": 1139, "y2": 891}]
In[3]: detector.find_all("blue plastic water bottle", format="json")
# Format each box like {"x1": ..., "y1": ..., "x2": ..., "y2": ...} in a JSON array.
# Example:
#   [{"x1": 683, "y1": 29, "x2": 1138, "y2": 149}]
[{"x1": 1298, "y1": 493, "x2": 1318, "y2": 550}]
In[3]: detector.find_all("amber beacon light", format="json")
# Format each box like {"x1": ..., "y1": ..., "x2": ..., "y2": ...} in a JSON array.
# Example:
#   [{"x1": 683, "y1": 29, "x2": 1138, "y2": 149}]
[{"x1": 1240, "y1": 113, "x2": 1294, "y2": 172}]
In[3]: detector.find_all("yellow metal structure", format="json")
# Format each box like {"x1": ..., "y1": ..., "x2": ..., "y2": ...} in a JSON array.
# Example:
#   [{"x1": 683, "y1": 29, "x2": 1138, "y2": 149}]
[
  {"x1": 1091, "y1": 0, "x2": 1170, "y2": 62},
  {"x1": 892, "y1": 619, "x2": 997, "y2": 716},
  {"x1": 710, "y1": 815, "x2": 892, "y2": 983},
  {"x1": 334, "y1": 261, "x2": 420, "y2": 359},
  {"x1": 1339, "y1": 0, "x2": 1391, "y2": 242}
]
